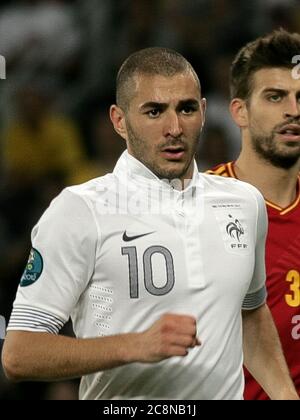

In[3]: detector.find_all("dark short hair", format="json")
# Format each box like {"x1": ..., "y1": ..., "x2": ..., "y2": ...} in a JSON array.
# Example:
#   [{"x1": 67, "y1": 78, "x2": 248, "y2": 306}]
[
  {"x1": 116, "y1": 47, "x2": 200, "y2": 110},
  {"x1": 230, "y1": 29, "x2": 300, "y2": 100}
]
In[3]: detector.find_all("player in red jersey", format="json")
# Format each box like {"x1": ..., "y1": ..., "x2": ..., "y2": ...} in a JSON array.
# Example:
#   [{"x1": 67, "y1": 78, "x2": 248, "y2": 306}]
[{"x1": 208, "y1": 29, "x2": 300, "y2": 399}]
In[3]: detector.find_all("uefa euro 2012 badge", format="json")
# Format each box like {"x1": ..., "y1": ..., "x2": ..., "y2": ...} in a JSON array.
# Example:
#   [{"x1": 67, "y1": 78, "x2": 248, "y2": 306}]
[{"x1": 20, "y1": 248, "x2": 43, "y2": 287}]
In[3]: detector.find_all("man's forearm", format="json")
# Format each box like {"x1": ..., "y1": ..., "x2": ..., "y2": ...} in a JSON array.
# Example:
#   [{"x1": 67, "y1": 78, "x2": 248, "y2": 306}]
[
  {"x1": 2, "y1": 330, "x2": 143, "y2": 381},
  {"x1": 242, "y1": 304, "x2": 298, "y2": 400},
  {"x1": 2, "y1": 314, "x2": 199, "y2": 382}
]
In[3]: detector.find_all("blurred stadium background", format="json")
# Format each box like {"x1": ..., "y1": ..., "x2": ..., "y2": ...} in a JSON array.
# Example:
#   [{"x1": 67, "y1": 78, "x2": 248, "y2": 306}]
[{"x1": 0, "y1": 0, "x2": 299, "y2": 400}]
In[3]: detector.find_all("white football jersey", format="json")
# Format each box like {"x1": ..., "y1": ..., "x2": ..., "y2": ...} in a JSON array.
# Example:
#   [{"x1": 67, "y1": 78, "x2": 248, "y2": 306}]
[{"x1": 8, "y1": 151, "x2": 267, "y2": 400}]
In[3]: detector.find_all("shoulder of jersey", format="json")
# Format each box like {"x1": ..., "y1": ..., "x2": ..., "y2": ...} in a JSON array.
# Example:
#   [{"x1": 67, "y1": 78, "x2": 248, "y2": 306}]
[
  {"x1": 65, "y1": 172, "x2": 116, "y2": 200},
  {"x1": 202, "y1": 162, "x2": 238, "y2": 186},
  {"x1": 202, "y1": 162, "x2": 264, "y2": 202},
  {"x1": 206, "y1": 162, "x2": 231, "y2": 177}
]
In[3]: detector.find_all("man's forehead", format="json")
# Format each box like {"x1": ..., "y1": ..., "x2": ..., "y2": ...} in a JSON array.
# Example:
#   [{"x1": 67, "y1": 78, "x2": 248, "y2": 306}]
[
  {"x1": 252, "y1": 67, "x2": 300, "y2": 92},
  {"x1": 133, "y1": 72, "x2": 201, "y2": 100}
]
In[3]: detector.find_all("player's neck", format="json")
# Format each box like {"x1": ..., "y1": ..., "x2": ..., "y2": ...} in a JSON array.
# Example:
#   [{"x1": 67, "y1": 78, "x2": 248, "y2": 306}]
[{"x1": 234, "y1": 152, "x2": 299, "y2": 208}]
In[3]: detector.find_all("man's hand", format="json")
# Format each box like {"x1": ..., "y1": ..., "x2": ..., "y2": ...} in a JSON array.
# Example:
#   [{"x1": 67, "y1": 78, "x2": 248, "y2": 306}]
[{"x1": 136, "y1": 314, "x2": 200, "y2": 363}]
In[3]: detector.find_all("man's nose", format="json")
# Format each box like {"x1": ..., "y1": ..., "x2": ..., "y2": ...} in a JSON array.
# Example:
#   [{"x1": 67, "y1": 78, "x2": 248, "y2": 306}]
[
  {"x1": 284, "y1": 97, "x2": 300, "y2": 118},
  {"x1": 164, "y1": 111, "x2": 183, "y2": 138}
]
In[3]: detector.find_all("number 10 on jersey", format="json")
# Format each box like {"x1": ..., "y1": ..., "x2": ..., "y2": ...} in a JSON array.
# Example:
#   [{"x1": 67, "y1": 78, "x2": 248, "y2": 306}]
[{"x1": 121, "y1": 246, "x2": 175, "y2": 298}]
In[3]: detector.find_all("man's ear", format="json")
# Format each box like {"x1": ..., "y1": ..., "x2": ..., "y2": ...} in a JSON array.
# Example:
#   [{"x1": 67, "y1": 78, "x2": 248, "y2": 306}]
[
  {"x1": 110, "y1": 105, "x2": 128, "y2": 140},
  {"x1": 200, "y1": 98, "x2": 206, "y2": 129},
  {"x1": 230, "y1": 98, "x2": 249, "y2": 128}
]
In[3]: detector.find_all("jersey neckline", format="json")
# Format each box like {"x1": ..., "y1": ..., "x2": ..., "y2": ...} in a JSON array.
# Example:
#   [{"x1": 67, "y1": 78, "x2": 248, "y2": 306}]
[{"x1": 226, "y1": 161, "x2": 300, "y2": 216}]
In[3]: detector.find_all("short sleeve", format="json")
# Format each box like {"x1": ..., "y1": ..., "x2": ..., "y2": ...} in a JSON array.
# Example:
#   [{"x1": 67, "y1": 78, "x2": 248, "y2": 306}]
[
  {"x1": 7, "y1": 189, "x2": 98, "y2": 333},
  {"x1": 242, "y1": 185, "x2": 268, "y2": 310}
]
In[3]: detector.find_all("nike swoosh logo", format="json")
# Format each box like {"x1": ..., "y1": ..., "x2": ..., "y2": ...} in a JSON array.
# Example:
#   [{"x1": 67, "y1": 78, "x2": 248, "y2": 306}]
[{"x1": 122, "y1": 231, "x2": 155, "y2": 242}]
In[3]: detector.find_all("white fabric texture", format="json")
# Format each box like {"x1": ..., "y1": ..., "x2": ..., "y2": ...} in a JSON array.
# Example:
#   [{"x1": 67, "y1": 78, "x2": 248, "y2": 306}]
[{"x1": 8, "y1": 151, "x2": 267, "y2": 400}]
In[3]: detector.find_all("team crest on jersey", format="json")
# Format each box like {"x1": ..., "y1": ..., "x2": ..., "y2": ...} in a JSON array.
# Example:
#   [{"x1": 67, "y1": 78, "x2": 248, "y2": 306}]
[
  {"x1": 226, "y1": 215, "x2": 245, "y2": 242},
  {"x1": 20, "y1": 248, "x2": 43, "y2": 287},
  {"x1": 212, "y1": 204, "x2": 251, "y2": 255}
]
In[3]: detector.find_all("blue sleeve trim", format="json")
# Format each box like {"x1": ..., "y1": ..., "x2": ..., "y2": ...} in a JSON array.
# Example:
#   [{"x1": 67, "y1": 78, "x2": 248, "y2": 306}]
[
  {"x1": 242, "y1": 285, "x2": 267, "y2": 310},
  {"x1": 7, "y1": 305, "x2": 65, "y2": 334}
]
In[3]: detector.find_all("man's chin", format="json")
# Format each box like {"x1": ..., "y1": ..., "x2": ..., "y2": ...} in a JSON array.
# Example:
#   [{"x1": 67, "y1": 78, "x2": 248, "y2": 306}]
[
  {"x1": 265, "y1": 153, "x2": 300, "y2": 169},
  {"x1": 155, "y1": 166, "x2": 192, "y2": 182}
]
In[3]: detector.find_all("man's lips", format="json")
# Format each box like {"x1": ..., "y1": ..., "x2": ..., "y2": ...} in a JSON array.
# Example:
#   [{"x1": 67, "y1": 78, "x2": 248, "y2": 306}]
[
  {"x1": 277, "y1": 124, "x2": 300, "y2": 141},
  {"x1": 161, "y1": 146, "x2": 186, "y2": 160}
]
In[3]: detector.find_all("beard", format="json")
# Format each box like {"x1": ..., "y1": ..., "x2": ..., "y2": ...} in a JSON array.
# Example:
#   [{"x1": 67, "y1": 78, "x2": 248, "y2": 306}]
[
  {"x1": 250, "y1": 128, "x2": 300, "y2": 170},
  {"x1": 125, "y1": 119, "x2": 200, "y2": 180}
]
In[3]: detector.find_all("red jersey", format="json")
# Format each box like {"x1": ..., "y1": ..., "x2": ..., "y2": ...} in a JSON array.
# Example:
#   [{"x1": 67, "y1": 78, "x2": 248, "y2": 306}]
[{"x1": 208, "y1": 162, "x2": 300, "y2": 399}]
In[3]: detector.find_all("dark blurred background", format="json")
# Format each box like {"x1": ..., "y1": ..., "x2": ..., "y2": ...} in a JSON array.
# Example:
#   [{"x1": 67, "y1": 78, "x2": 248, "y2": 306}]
[{"x1": 0, "y1": 0, "x2": 299, "y2": 400}]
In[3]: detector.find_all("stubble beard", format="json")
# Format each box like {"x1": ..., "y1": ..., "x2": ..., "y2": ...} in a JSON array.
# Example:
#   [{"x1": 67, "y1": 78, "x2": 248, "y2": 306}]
[
  {"x1": 126, "y1": 121, "x2": 199, "y2": 181},
  {"x1": 250, "y1": 130, "x2": 300, "y2": 170}
]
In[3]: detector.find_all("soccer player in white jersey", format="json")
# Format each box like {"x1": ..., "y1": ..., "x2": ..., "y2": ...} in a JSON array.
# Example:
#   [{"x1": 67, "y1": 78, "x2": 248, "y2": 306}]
[{"x1": 2, "y1": 48, "x2": 298, "y2": 400}]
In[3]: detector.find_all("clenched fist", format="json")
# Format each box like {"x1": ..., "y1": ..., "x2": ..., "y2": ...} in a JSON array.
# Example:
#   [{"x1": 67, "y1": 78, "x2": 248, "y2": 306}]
[{"x1": 135, "y1": 314, "x2": 201, "y2": 363}]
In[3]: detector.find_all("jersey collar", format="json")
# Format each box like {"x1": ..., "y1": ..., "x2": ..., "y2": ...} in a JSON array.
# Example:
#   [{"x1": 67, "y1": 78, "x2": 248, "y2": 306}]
[{"x1": 113, "y1": 151, "x2": 200, "y2": 193}]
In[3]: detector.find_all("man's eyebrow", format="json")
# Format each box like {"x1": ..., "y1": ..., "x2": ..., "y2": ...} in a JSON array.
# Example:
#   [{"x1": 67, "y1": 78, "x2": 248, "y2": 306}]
[
  {"x1": 262, "y1": 87, "x2": 300, "y2": 98},
  {"x1": 177, "y1": 99, "x2": 200, "y2": 108},
  {"x1": 139, "y1": 102, "x2": 167, "y2": 111},
  {"x1": 139, "y1": 98, "x2": 200, "y2": 111},
  {"x1": 262, "y1": 88, "x2": 288, "y2": 95}
]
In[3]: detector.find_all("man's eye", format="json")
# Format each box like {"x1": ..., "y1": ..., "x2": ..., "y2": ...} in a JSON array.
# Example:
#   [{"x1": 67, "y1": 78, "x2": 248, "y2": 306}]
[
  {"x1": 147, "y1": 109, "x2": 160, "y2": 118},
  {"x1": 268, "y1": 95, "x2": 282, "y2": 102},
  {"x1": 181, "y1": 106, "x2": 196, "y2": 115}
]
